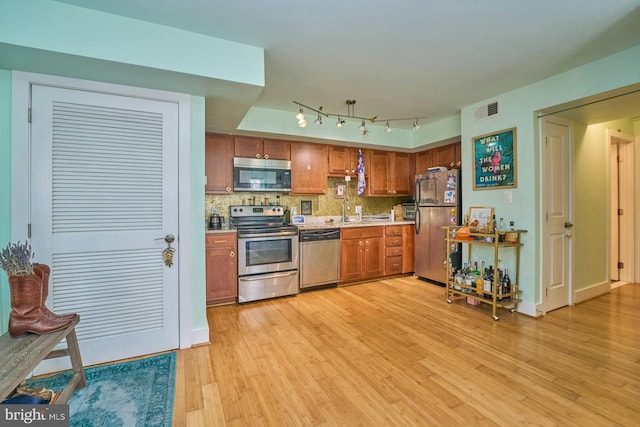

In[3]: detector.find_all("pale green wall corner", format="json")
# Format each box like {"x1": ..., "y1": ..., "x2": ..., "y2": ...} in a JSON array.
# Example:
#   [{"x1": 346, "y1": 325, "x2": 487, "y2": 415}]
[
  {"x1": 190, "y1": 97, "x2": 208, "y2": 334},
  {"x1": 0, "y1": 69, "x2": 11, "y2": 334},
  {"x1": 460, "y1": 44, "x2": 640, "y2": 312},
  {"x1": 573, "y1": 118, "x2": 637, "y2": 292},
  {"x1": 0, "y1": 0, "x2": 264, "y2": 87},
  {"x1": 238, "y1": 107, "x2": 462, "y2": 150}
]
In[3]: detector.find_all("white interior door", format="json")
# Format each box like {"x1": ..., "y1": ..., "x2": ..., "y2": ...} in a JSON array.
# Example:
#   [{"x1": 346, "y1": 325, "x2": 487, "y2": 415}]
[
  {"x1": 609, "y1": 131, "x2": 635, "y2": 286},
  {"x1": 542, "y1": 117, "x2": 572, "y2": 312},
  {"x1": 30, "y1": 84, "x2": 179, "y2": 366}
]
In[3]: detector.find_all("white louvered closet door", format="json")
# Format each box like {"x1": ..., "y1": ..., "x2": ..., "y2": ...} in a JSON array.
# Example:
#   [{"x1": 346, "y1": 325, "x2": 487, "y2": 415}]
[{"x1": 30, "y1": 85, "x2": 179, "y2": 367}]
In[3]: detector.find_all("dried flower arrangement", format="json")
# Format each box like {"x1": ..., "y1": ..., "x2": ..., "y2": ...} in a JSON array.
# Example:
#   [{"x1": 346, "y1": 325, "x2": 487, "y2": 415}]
[{"x1": 0, "y1": 241, "x2": 34, "y2": 276}]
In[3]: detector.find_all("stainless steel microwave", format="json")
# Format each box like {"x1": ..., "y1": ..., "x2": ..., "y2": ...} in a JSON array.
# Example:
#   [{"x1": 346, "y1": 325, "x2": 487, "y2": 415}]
[{"x1": 233, "y1": 157, "x2": 292, "y2": 192}]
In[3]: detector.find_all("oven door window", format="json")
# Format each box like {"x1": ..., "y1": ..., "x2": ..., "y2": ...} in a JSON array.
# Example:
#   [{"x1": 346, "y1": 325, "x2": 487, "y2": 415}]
[{"x1": 245, "y1": 239, "x2": 292, "y2": 266}]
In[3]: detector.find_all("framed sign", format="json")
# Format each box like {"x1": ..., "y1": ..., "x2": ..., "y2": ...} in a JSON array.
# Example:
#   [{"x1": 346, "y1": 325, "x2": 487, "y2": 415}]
[
  {"x1": 472, "y1": 127, "x2": 517, "y2": 190},
  {"x1": 334, "y1": 182, "x2": 346, "y2": 199},
  {"x1": 301, "y1": 200, "x2": 312, "y2": 215}
]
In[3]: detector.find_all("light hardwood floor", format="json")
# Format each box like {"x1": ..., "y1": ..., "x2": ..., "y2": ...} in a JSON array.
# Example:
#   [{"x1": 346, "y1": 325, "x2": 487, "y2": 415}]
[{"x1": 172, "y1": 277, "x2": 640, "y2": 426}]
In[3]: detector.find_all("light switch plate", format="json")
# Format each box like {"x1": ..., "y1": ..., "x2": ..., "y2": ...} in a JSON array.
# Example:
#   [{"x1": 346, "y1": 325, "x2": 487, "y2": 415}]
[{"x1": 504, "y1": 191, "x2": 513, "y2": 203}]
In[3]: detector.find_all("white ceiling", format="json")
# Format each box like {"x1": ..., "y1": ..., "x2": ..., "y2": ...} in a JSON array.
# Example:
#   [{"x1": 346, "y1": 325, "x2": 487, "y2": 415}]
[{"x1": 53, "y1": 0, "x2": 640, "y2": 130}]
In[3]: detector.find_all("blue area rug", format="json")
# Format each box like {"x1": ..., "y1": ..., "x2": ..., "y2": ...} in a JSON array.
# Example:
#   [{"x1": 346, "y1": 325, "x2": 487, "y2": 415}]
[{"x1": 27, "y1": 352, "x2": 176, "y2": 427}]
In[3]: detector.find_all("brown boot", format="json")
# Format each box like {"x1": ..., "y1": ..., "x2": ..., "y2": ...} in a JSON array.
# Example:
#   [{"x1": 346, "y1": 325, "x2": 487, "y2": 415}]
[
  {"x1": 8, "y1": 274, "x2": 73, "y2": 337},
  {"x1": 33, "y1": 263, "x2": 76, "y2": 321}
]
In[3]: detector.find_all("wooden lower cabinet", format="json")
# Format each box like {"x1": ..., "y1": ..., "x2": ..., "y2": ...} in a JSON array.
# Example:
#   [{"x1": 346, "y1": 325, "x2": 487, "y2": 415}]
[
  {"x1": 340, "y1": 227, "x2": 385, "y2": 283},
  {"x1": 206, "y1": 233, "x2": 238, "y2": 305},
  {"x1": 402, "y1": 224, "x2": 415, "y2": 273},
  {"x1": 385, "y1": 225, "x2": 403, "y2": 275}
]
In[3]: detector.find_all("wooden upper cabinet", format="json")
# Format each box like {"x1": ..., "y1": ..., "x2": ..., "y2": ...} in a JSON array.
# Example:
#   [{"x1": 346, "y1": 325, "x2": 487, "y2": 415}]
[
  {"x1": 205, "y1": 133, "x2": 234, "y2": 194},
  {"x1": 290, "y1": 142, "x2": 328, "y2": 194},
  {"x1": 453, "y1": 141, "x2": 461, "y2": 167},
  {"x1": 415, "y1": 149, "x2": 433, "y2": 175},
  {"x1": 415, "y1": 141, "x2": 461, "y2": 173},
  {"x1": 367, "y1": 150, "x2": 391, "y2": 196},
  {"x1": 234, "y1": 136, "x2": 290, "y2": 160},
  {"x1": 391, "y1": 152, "x2": 413, "y2": 196},
  {"x1": 433, "y1": 144, "x2": 456, "y2": 168},
  {"x1": 367, "y1": 150, "x2": 412, "y2": 196},
  {"x1": 328, "y1": 146, "x2": 362, "y2": 177}
]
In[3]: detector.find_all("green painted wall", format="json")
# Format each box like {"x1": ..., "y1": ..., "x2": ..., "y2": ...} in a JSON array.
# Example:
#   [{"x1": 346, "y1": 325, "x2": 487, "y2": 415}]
[
  {"x1": 460, "y1": 44, "x2": 640, "y2": 311},
  {"x1": 573, "y1": 119, "x2": 637, "y2": 292},
  {"x1": 238, "y1": 107, "x2": 462, "y2": 150},
  {"x1": 0, "y1": 70, "x2": 10, "y2": 333},
  {"x1": 0, "y1": 0, "x2": 264, "y2": 87}
]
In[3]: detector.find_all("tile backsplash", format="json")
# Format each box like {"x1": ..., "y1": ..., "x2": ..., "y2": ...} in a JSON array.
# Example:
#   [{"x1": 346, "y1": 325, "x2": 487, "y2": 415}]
[{"x1": 205, "y1": 177, "x2": 411, "y2": 223}]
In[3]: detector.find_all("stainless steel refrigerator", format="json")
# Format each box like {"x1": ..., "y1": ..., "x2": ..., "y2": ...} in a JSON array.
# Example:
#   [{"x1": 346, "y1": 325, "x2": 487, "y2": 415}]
[{"x1": 414, "y1": 168, "x2": 461, "y2": 284}]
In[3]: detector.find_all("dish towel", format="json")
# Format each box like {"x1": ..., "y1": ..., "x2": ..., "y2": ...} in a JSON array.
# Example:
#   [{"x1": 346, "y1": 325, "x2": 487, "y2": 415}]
[{"x1": 357, "y1": 149, "x2": 366, "y2": 195}]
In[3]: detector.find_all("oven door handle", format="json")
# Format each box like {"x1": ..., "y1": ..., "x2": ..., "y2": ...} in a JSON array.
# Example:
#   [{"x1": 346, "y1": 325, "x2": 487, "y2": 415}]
[
  {"x1": 238, "y1": 231, "x2": 298, "y2": 239},
  {"x1": 239, "y1": 271, "x2": 298, "y2": 281}
]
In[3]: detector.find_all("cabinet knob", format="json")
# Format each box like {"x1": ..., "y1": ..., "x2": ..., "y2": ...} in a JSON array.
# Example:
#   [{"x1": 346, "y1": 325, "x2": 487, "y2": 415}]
[
  {"x1": 255, "y1": 153, "x2": 261, "y2": 158},
  {"x1": 264, "y1": 154, "x2": 269, "y2": 159},
  {"x1": 230, "y1": 251, "x2": 235, "y2": 257},
  {"x1": 225, "y1": 186, "x2": 232, "y2": 193}
]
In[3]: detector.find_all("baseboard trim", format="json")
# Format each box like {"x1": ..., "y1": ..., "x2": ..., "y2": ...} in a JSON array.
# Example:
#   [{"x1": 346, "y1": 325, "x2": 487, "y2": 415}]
[
  {"x1": 189, "y1": 326, "x2": 210, "y2": 348},
  {"x1": 574, "y1": 281, "x2": 610, "y2": 304}
]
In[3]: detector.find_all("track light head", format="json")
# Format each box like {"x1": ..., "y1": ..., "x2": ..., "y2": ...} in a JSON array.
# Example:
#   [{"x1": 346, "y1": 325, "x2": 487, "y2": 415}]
[
  {"x1": 295, "y1": 108, "x2": 304, "y2": 120},
  {"x1": 336, "y1": 117, "x2": 345, "y2": 127},
  {"x1": 412, "y1": 119, "x2": 421, "y2": 130},
  {"x1": 314, "y1": 114, "x2": 323, "y2": 125},
  {"x1": 384, "y1": 121, "x2": 391, "y2": 133}
]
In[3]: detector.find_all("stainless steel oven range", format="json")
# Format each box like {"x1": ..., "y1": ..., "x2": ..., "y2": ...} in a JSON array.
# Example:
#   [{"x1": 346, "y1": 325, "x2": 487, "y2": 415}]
[{"x1": 230, "y1": 205, "x2": 299, "y2": 303}]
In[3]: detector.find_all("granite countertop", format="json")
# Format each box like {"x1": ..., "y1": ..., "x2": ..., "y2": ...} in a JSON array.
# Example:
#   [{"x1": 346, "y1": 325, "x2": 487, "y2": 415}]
[
  {"x1": 205, "y1": 218, "x2": 415, "y2": 233},
  {"x1": 296, "y1": 218, "x2": 414, "y2": 231},
  {"x1": 205, "y1": 226, "x2": 236, "y2": 234}
]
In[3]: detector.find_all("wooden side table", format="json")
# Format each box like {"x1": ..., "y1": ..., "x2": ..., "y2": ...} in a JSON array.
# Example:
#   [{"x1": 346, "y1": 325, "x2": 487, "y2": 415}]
[{"x1": 0, "y1": 315, "x2": 86, "y2": 404}]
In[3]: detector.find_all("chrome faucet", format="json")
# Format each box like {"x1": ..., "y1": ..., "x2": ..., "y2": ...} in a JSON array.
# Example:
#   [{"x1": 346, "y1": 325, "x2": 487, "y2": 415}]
[{"x1": 341, "y1": 196, "x2": 351, "y2": 222}]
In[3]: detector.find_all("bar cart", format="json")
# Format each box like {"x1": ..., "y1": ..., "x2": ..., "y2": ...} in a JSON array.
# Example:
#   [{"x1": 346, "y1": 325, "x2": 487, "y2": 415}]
[{"x1": 444, "y1": 226, "x2": 526, "y2": 320}]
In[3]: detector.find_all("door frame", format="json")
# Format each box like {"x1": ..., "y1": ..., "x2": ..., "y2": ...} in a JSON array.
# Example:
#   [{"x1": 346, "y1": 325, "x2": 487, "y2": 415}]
[
  {"x1": 10, "y1": 71, "x2": 197, "y2": 349},
  {"x1": 539, "y1": 115, "x2": 574, "y2": 315},
  {"x1": 607, "y1": 129, "x2": 635, "y2": 287}
]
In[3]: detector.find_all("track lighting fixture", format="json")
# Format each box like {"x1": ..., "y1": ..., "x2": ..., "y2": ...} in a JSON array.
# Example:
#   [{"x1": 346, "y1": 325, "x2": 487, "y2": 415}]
[{"x1": 293, "y1": 100, "x2": 425, "y2": 135}]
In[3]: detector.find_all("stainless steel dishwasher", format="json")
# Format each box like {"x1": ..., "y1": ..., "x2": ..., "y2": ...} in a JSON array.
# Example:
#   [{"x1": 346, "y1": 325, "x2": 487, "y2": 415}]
[{"x1": 299, "y1": 228, "x2": 341, "y2": 289}]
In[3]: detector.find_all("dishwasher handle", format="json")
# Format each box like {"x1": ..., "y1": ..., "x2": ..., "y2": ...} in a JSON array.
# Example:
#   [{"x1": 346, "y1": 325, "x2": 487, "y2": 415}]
[{"x1": 300, "y1": 230, "x2": 341, "y2": 242}]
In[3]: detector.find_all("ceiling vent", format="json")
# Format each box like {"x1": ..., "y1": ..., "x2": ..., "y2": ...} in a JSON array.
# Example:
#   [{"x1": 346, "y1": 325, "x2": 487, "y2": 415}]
[{"x1": 474, "y1": 100, "x2": 500, "y2": 122}]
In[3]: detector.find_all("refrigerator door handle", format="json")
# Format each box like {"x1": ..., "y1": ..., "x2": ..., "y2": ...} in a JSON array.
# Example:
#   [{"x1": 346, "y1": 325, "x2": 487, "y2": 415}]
[
  {"x1": 415, "y1": 179, "x2": 422, "y2": 205},
  {"x1": 415, "y1": 206, "x2": 421, "y2": 234}
]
